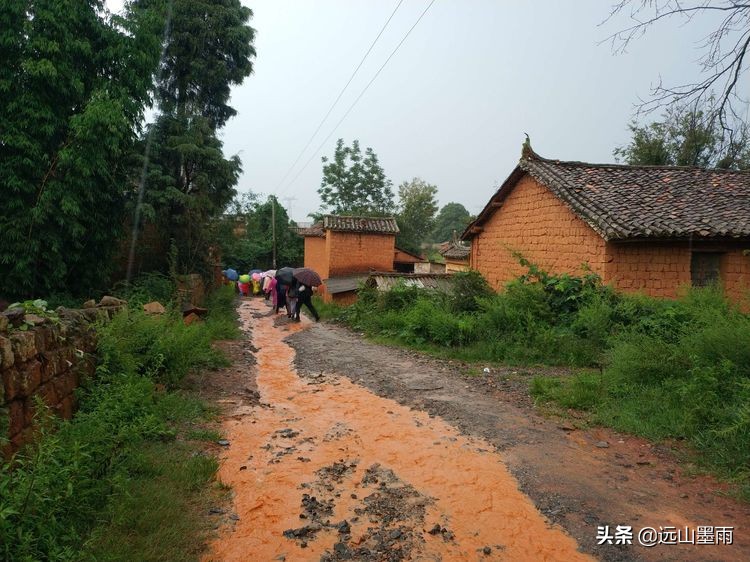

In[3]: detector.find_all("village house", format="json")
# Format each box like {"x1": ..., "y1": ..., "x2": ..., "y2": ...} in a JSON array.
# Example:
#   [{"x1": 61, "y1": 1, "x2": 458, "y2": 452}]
[
  {"x1": 463, "y1": 144, "x2": 750, "y2": 303},
  {"x1": 439, "y1": 239, "x2": 471, "y2": 273},
  {"x1": 300, "y1": 215, "x2": 400, "y2": 304}
]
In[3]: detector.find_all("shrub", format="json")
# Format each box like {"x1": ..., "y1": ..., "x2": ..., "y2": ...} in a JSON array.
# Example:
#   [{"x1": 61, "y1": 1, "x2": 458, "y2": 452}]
[{"x1": 0, "y1": 286, "x2": 237, "y2": 560}]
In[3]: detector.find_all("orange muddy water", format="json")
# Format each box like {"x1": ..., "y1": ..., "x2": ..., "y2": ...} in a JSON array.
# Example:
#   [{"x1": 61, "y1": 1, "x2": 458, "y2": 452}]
[{"x1": 206, "y1": 300, "x2": 591, "y2": 561}]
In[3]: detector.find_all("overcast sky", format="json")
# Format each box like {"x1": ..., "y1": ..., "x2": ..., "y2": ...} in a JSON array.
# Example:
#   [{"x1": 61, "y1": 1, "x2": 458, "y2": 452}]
[{"x1": 107, "y1": 0, "x2": 729, "y2": 221}]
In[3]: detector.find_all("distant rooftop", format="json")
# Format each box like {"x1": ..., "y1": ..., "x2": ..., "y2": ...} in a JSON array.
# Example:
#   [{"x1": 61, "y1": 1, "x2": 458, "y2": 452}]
[{"x1": 300, "y1": 215, "x2": 400, "y2": 237}]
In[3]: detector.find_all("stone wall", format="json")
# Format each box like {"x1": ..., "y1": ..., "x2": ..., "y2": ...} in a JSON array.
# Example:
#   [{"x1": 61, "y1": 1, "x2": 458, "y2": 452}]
[{"x1": 1, "y1": 300, "x2": 123, "y2": 453}]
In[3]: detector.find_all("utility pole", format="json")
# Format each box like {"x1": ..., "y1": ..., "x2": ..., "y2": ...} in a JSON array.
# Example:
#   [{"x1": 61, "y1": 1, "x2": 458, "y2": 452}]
[{"x1": 271, "y1": 196, "x2": 277, "y2": 269}]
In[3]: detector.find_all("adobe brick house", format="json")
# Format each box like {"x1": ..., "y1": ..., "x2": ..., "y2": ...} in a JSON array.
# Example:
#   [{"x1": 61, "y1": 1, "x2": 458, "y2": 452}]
[
  {"x1": 301, "y1": 215, "x2": 400, "y2": 303},
  {"x1": 463, "y1": 145, "x2": 750, "y2": 303}
]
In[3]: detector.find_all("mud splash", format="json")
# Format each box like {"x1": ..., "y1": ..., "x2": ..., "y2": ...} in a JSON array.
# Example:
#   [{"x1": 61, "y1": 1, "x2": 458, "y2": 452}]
[{"x1": 206, "y1": 300, "x2": 591, "y2": 561}]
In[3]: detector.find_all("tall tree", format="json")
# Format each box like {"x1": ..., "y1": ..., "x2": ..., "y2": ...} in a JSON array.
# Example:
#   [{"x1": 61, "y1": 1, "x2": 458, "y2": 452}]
[
  {"x1": 430, "y1": 203, "x2": 472, "y2": 243},
  {"x1": 614, "y1": 105, "x2": 750, "y2": 169},
  {"x1": 395, "y1": 178, "x2": 438, "y2": 254},
  {"x1": 603, "y1": 1, "x2": 750, "y2": 137},
  {"x1": 130, "y1": 0, "x2": 256, "y2": 275},
  {"x1": 318, "y1": 139, "x2": 395, "y2": 216},
  {"x1": 0, "y1": 0, "x2": 163, "y2": 298}
]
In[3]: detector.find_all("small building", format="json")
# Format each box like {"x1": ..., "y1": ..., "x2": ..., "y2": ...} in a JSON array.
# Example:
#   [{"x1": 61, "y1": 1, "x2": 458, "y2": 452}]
[
  {"x1": 393, "y1": 246, "x2": 425, "y2": 273},
  {"x1": 463, "y1": 144, "x2": 750, "y2": 303},
  {"x1": 300, "y1": 215, "x2": 400, "y2": 303},
  {"x1": 440, "y1": 240, "x2": 471, "y2": 273}
]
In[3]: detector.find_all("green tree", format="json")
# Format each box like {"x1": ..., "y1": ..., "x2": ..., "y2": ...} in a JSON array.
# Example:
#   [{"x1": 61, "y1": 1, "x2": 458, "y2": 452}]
[
  {"x1": 0, "y1": 0, "x2": 163, "y2": 299},
  {"x1": 430, "y1": 203, "x2": 472, "y2": 243},
  {"x1": 614, "y1": 106, "x2": 750, "y2": 169},
  {"x1": 130, "y1": 0, "x2": 256, "y2": 275},
  {"x1": 146, "y1": 0, "x2": 256, "y2": 128},
  {"x1": 219, "y1": 195, "x2": 303, "y2": 271},
  {"x1": 134, "y1": 114, "x2": 243, "y2": 274},
  {"x1": 318, "y1": 139, "x2": 395, "y2": 216},
  {"x1": 395, "y1": 178, "x2": 438, "y2": 254}
]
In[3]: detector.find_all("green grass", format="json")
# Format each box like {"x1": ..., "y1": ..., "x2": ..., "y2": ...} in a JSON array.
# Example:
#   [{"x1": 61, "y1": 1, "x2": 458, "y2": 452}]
[
  {"x1": 82, "y1": 442, "x2": 224, "y2": 562},
  {"x1": 311, "y1": 295, "x2": 343, "y2": 321},
  {"x1": 0, "y1": 283, "x2": 239, "y2": 561}
]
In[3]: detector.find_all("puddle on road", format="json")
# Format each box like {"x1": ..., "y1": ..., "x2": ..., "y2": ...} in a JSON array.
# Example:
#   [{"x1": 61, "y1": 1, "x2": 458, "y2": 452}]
[{"x1": 206, "y1": 300, "x2": 590, "y2": 561}]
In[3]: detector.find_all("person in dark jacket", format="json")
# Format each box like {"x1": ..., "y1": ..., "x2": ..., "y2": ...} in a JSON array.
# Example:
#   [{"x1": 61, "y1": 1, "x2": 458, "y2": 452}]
[
  {"x1": 275, "y1": 281, "x2": 288, "y2": 314},
  {"x1": 294, "y1": 283, "x2": 320, "y2": 322}
]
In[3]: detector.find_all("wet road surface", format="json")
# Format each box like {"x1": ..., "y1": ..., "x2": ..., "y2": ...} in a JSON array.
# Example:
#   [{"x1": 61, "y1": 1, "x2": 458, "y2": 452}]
[{"x1": 206, "y1": 300, "x2": 590, "y2": 561}]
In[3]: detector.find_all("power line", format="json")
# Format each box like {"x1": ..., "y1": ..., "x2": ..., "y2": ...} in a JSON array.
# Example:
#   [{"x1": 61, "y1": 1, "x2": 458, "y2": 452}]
[
  {"x1": 278, "y1": 0, "x2": 436, "y2": 198},
  {"x1": 272, "y1": 0, "x2": 405, "y2": 193}
]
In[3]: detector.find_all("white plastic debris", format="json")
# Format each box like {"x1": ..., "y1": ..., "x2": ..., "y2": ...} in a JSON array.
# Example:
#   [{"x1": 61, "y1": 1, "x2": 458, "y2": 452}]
[{"x1": 483, "y1": 367, "x2": 491, "y2": 373}]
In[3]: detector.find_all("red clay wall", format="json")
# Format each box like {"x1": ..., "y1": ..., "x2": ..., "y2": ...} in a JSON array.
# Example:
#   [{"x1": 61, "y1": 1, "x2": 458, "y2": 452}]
[
  {"x1": 471, "y1": 175, "x2": 608, "y2": 290},
  {"x1": 603, "y1": 243, "x2": 691, "y2": 298},
  {"x1": 603, "y1": 243, "x2": 750, "y2": 303},
  {"x1": 723, "y1": 249, "x2": 750, "y2": 305},
  {"x1": 470, "y1": 173, "x2": 750, "y2": 302},
  {"x1": 304, "y1": 237, "x2": 328, "y2": 280},
  {"x1": 326, "y1": 231, "x2": 395, "y2": 277}
]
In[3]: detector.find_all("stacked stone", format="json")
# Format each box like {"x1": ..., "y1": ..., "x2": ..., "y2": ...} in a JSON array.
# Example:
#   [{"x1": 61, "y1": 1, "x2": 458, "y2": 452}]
[{"x1": 0, "y1": 297, "x2": 124, "y2": 453}]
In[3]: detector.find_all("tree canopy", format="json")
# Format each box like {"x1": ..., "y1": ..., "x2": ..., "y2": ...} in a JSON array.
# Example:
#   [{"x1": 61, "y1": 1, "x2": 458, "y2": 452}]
[
  {"x1": 128, "y1": 0, "x2": 256, "y2": 277},
  {"x1": 430, "y1": 203, "x2": 472, "y2": 243},
  {"x1": 0, "y1": 0, "x2": 163, "y2": 299},
  {"x1": 395, "y1": 178, "x2": 438, "y2": 254},
  {"x1": 318, "y1": 139, "x2": 395, "y2": 217},
  {"x1": 219, "y1": 195, "x2": 303, "y2": 272},
  {"x1": 614, "y1": 106, "x2": 750, "y2": 169}
]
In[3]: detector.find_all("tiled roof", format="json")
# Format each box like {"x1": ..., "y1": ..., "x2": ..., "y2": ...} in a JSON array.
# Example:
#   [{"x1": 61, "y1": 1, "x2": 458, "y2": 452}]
[
  {"x1": 298, "y1": 223, "x2": 325, "y2": 237},
  {"x1": 323, "y1": 215, "x2": 399, "y2": 234},
  {"x1": 440, "y1": 241, "x2": 470, "y2": 260},
  {"x1": 465, "y1": 148, "x2": 750, "y2": 241}
]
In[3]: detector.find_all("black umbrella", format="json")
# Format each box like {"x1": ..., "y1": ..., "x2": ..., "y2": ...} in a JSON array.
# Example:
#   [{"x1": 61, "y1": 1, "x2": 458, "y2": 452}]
[
  {"x1": 275, "y1": 267, "x2": 295, "y2": 285},
  {"x1": 293, "y1": 267, "x2": 322, "y2": 287}
]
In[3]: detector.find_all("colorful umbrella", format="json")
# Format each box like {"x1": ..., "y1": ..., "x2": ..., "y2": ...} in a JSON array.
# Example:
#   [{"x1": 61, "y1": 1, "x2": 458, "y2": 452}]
[
  {"x1": 239, "y1": 274, "x2": 251, "y2": 284},
  {"x1": 275, "y1": 267, "x2": 294, "y2": 285},
  {"x1": 251, "y1": 272, "x2": 262, "y2": 281},
  {"x1": 293, "y1": 267, "x2": 322, "y2": 287},
  {"x1": 224, "y1": 268, "x2": 238, "y2": 281},
  {"x1": 249, "y1": 269, "x2": 263, "y2": 275}
]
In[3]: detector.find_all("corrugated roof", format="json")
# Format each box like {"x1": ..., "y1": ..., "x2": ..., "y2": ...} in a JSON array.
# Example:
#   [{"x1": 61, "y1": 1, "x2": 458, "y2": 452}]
[
  {"x1": 323, "y1": 215, "x2": 399, "y2": 234},
  {"x1": 324, "y1": 275, "x2": 368, "y2": 294},
  {"x1": 365, "y1": 272, "x2": 453, "y2": 293},
  {"x1": 464, "y1": 145, "x2": 750, "y2": 241}
]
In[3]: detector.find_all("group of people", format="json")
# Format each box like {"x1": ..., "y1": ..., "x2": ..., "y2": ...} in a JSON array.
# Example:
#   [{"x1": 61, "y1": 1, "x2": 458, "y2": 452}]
[
  {"x1": 266, "y1": 275, "x2": 319, "y2": 323},
  {"x1": 222, "y1": 267, "x2": 319, "y2": 323}
]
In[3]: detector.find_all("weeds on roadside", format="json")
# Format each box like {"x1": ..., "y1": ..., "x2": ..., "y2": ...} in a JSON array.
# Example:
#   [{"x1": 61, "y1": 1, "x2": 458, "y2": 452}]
[{"x1": 0, "y1": 284, "x2": 238, "y2": 561}]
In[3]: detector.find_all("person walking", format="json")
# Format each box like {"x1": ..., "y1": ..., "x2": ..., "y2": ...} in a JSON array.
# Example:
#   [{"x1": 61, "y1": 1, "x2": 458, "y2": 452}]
[
  {"x1": 286, "y1": 280, "x2": 299, "y2": 319},
  {"x1": 294, "y1": 283, "x2": 320, "y2": 322}
]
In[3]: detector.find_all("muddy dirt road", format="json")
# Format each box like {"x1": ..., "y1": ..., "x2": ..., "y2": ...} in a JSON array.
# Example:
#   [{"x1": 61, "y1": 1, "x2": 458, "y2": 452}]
[{"x1": 206, "y1": 299, "x2": 748, "y2": 561}]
